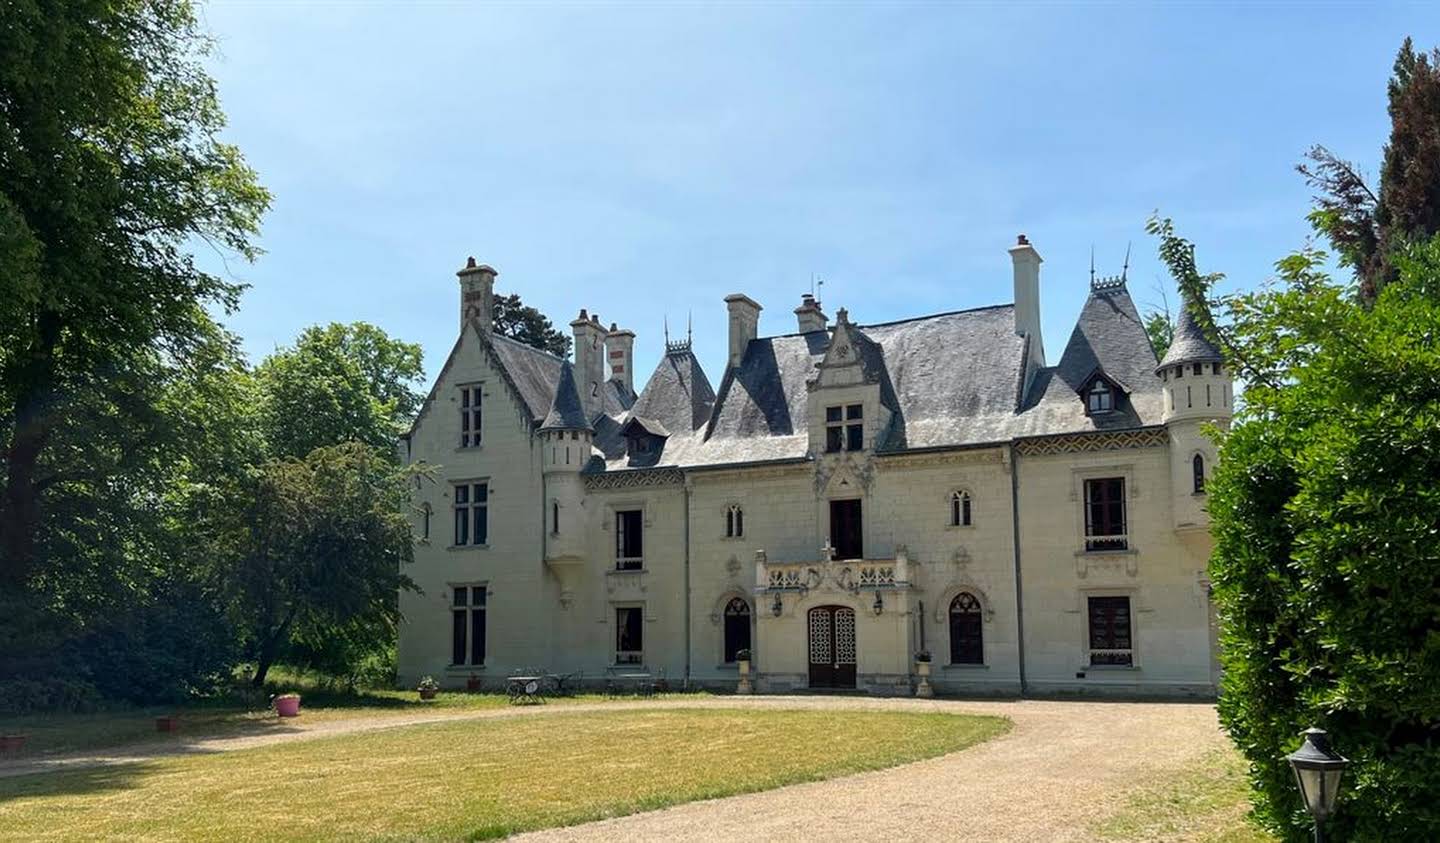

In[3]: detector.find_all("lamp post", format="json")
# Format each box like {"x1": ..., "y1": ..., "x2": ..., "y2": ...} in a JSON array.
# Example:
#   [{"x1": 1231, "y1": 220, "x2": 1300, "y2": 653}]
[
  {"x1": 872, "y1": 592, "x2": 883, "y2": 616},
  {"x1": 1286, "y1": 727, "x2": 1349, "y2": 843}
]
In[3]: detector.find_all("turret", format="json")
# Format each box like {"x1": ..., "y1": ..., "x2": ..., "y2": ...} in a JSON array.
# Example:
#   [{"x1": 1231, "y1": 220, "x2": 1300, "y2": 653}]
[
  {"x1": 1158, "y1": 297, "x2": 1230, "y2": 531},
  {"x1": 540, "y1": 361, "x2": 591, "y2": 604}
]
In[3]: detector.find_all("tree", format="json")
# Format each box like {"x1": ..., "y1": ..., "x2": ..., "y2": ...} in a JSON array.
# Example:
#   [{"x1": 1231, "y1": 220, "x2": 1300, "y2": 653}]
[
  {"x1": 256, "y1": 323, "x2": 424, "y2": 460},
  {"x1": 1300, "y1": 38, "x2": 1440, "y2": 303},
  {"x1": 1150, "y1": 214, "x2": 1440, "y2": 839},
  {"x1": 214, "y1": 443, "x2": 418, "y2": 687},
  {"x1": 1142, "y1": 284, "x2": 1176, "y2": 359},
  {"x1": 494, "y1": 293, "x2": 572, "y2": 357},
  {"x1": 0, "y1": 0, "x2": 269, "y2": 586}
]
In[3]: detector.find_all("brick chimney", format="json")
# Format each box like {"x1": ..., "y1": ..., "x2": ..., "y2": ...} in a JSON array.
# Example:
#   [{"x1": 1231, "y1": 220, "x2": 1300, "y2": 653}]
[
  {"x1": 456, "y1": 257, "x2": 496, "y2": 333},
  {"x1": 570, "y1": 309, "x2": 606, "y2": 419},
  {"x1": 1007, "y1": 234, "x2": 1045, "y2": 367},
  {"x1": 794, "y1": 293, "x2": 828, "y2": 334},
  {"x1": 724, "y1": 294, "x2": 762, "y2": 370}
]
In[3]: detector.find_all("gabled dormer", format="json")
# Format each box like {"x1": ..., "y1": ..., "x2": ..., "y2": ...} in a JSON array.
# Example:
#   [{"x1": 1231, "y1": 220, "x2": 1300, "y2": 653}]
[
  {"x1": 1077, "y1": 367, "x2": 1130, "y2": 417},
  {"x1": 806, "y1": 309, "x2": 892, "y2": 457},
  {"x1": 620, "y1": 415, "x2": 670, "y2": 468}
]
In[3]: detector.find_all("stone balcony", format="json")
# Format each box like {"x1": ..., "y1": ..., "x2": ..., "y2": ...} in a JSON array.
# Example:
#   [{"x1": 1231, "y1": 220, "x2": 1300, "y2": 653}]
[{"x1": 754, "y1": 546, "x2": 914, "y2": 596}]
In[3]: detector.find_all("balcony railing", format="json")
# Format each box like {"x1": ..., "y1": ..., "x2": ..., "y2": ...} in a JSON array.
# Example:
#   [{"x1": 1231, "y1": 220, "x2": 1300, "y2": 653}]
[
  {"x1": 1084, "y1": 534, "x2": 1129, "y2": 553},
  {"x1": 756, "y1": 547, "x2": 912, "y2": 595}
]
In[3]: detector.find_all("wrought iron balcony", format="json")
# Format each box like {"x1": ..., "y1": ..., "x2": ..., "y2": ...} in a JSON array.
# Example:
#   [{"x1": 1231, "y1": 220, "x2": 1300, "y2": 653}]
[{"x1": 754, "y1": 546, "x2": 913, "y2": 595}]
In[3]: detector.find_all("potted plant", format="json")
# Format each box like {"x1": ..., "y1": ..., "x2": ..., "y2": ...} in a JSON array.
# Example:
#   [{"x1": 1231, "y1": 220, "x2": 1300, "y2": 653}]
[
  {"x1": 465, "y1": 674, "x2": 482, "y2": 692},
  {"x1": 155, "y1": 715, "x2": 180, "y2": 733},
  {"x1": 417, "y1": 676, "x2": 441, "y2": 700},
  {"x1": 914, "y1": 650, "x2": 934, "y2": 699},
  {"x1": 273, "y1": 693, "x2": 302, "y2": 717},
  {"x1": 0, "y1": 734, "x2": 28, "y2": 756},
  {"x1": 735, "y1": 649, "x2": 753, "y2": 695}
]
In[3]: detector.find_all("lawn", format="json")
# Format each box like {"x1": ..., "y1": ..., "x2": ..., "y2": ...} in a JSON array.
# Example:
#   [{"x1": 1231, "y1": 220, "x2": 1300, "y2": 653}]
[
  {"x1": 1091, "y1": 746, "x2": 1277, "y2": 842},
  {"x1": 0, "y1": 674, "x2": 708, "y2": 757},
  {"x1": 0, "y1": 708, "x2": 1008, "y2": 841}
]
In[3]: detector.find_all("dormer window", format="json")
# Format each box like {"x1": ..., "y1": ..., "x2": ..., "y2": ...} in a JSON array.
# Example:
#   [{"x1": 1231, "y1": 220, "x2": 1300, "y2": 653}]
[
  {"x1": 1086, "y1": 380, "x2": 1114, "y2": 414},
  {"x1": 825, "y1": 404, "x2": 864, "y2": 453}
]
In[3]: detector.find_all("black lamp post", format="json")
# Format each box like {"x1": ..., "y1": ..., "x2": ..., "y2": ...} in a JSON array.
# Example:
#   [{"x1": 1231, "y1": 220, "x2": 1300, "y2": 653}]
[{"x1": 1286, "y1": 727, "x2": 1349, "y2": 843}]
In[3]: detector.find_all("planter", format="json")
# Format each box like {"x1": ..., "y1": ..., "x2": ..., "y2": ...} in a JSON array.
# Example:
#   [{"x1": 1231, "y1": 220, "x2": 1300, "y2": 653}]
[
  {"x1": 274, "y1": 695, "x2": 301, "y2": 717},
  {"x1": 915, "y1": 661, "x2": 934, "y2": 699},
  {"x1": 155, "y1": 716, "x2": 180, "y2": 733},
  {"x1": 736, "y1": 659, "x2": 753, "y2": 695},
  {"x1": 0, "y1": 735, "x2": 27, "y2": 756},
  {"x1": 419, "y1": 688, "x2": 439, "y2": 700},
  {"x1": 466, "y1": 676, "x2": 482, "y2": 692}
]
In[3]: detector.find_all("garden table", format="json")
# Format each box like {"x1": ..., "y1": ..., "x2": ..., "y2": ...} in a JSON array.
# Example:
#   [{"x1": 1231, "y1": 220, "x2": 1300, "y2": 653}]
[{"x1": 505, "y1": 675, "x2": 546, "y2": 704}]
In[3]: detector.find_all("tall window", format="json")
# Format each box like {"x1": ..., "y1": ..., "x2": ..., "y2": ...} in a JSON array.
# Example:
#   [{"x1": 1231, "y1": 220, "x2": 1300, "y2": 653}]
[
  {"x1": 460, "y1": 386, "x2": 482, "y2": 447},
  {"x1": 1086, "y1": 380, "x2": 1114, "y2": 414},
  {"x1": 1088, "y1": 595, "x2": 1133, "y2": 666},
  {"x1": 615, "y1": 509, "x2": 643, "y2": 570},
  {"x1": 420, "y1": 503, "x2": 432, "y2": 541},
  {"x1": 725, "y1": 504, "x2": 744, "y2": 538},
  {"x1": 1192, "y1": 454, "x2": 1206, "y2": 493},
  {"x1": 950, "y1": 491, "x2": 973, "y2": 527},
  {"x1": 948, "y1": 592, "x2": 983, "y2": 665},
  {"x1": 451, "y1": 585, "x2": 486, "y2": 666},
  {"x1": 615, "y1": 606, "x2": 643, "y2": 664},
  {"x1": 1083, "y1": 477, "x2": 1127, "y2": 551},
  {"x1": 723, "y1": 597, "x2": 752, "y2": 663},
  {"x1": 824, "y1": 404, "x2": 864, "y2": 453},
  {"x1": 453, "y1": 482, "x2": 488, "y2": 546},
  {"x1": 551, "y1": 500, "x2": 560, "y2": 534}
]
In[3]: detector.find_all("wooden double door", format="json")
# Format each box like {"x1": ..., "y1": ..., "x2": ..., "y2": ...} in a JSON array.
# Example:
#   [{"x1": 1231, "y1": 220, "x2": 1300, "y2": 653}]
[{"x1": 807, "y1": 605, "x2": 857, "y2": 689}]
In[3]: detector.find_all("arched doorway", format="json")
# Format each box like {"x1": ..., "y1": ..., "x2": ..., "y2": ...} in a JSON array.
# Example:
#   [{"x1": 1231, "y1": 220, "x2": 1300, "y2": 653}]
[
  {"x1": 723, "y1": 597, "x2": 751, "y2": 663},
  {"x1": 807, "y1": 605, "x2": 856, "y2": 689}
]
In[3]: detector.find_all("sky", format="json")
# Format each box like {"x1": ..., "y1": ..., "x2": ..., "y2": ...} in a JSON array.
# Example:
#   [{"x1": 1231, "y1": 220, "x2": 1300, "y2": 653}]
[{"x1": 196, "y1": 2, "x2": 1437, "y2": 385}]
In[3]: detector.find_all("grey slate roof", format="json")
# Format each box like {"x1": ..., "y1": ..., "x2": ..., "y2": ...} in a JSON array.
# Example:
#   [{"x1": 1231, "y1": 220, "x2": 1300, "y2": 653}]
[
  {"x1": 489, "y1": 333, "x2": 565, "y2": 422},
  {"x1": 629, "y1": 349, "x2": 715, "y2": 434},
  {"x1": 1157, "y1": 302, "x2": 1223, "y2": 371},
  {"x1": 540, "y1": 360, "x2": 591, "y2": 431}
]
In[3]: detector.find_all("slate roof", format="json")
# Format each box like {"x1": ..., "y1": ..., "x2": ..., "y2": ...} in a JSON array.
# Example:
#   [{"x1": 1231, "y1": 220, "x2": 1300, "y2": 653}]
[
  {"x1": 540, "y1": 361, "x2": 591, "y2": 431},
  {"x1": 630, "y1": 348, "x2": 715, "y2": 434},
  {"x1": 1157, "y1": 300, "x2": 1223, "y2": 371},
  {"x1": 489, "y1": 333, "x2": 565, "y2": 422}
]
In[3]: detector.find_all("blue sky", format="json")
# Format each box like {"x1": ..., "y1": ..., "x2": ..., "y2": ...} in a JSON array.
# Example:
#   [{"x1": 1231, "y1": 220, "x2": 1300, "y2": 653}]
[{"x1": 198, "y1": 2, "x2": 1435, "y2": 384}]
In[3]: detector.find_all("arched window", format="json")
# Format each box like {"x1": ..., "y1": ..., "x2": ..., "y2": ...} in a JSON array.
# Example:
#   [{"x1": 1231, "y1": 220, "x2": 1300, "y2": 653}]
[
  {"x1": 949, "y1": 592, "x2": 983, "y2": 665},
  {"x1": 421, "y1": 503, "x2": 432, "y2": 541},
  {"x1": 1192, "y1": 454, "x2": 1205, "y2": 494},
  {"x1": 725, "y1": 504, "x2": 744, "y2": 538},
  {"x1": 950, "y1": 491, "x2": 972, "y2": 527},
  {"x1": 723, "y1": 597, "x2": 752, "y2": 663},
  {"x1": 1087, "y1": 380, "x2": 1114, "y2": 414}
]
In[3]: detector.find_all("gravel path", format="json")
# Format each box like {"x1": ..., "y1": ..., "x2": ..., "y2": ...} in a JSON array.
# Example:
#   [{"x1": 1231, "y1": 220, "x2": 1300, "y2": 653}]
[{"x1": 1, "y1": 695, "x2": 1225, "y2": 841}]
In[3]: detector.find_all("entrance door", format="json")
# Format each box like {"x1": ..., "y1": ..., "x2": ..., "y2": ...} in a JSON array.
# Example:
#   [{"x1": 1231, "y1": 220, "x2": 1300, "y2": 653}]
[
  {"x1": 807, "y1": 606, "x2": 857, "y2": 689},
  {"x1": 830, "y1": 499, "x2": 863, "y2": 560}
]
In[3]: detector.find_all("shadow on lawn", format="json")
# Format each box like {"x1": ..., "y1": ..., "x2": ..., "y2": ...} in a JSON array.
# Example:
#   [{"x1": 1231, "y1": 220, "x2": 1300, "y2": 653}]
[{"x1": 0, "y1": 758, "x2": 159, "y2": 804}]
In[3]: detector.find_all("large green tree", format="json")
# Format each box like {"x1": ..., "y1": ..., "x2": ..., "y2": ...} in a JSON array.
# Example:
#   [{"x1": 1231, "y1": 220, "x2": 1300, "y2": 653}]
[
  {"x1": 0, "y1": 0, "x2": 269, "y2": 586},
  {"x1": 493, "y1": 293, "x2": 572, "y2": 357}
]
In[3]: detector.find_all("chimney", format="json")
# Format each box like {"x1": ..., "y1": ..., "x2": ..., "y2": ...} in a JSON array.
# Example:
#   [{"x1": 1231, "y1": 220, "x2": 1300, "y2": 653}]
[
  {"x1": 606, "y1": 322, "x2": 636, "y2": 395},
  {"x1": 724, "y1": 294, "x2": 762, "y2": 370},
  {"x1": 1007, "y1": 234, "x2": 1046, "y2": 367},
  {"x1": 457, "y1": 257, "x2": 497, "y2": 333},
  {"x1": 570, "y1": 309, "x2": 606, "y2": 419},
  {"x1": 794, "y1": 293, "x2": 829, "y2": 334}
]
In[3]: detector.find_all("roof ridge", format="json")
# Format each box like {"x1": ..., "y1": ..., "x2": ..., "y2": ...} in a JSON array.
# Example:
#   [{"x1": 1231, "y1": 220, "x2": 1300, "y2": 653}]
[{"x1": 489, "y1": 330, "x2": 565, "y2": 362}]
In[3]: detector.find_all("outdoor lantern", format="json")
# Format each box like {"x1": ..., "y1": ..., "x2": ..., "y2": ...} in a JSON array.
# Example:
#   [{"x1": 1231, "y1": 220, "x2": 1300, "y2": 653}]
[
  {"x1": 771, "y1": 593, "x2": 783, "y2": 617},
  {"x1": 872, "y1": 592, "x2": 883, "y2": 615},
  {"x1": 1287, "y1": 727, "x2": 1349, "y2": 840}
]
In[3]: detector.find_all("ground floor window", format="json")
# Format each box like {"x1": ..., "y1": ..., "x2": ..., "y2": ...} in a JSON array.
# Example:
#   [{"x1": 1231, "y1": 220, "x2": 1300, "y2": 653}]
[
  {"x1": 723, "y1": 597, "x2": 751, "y2": 663},
  {"x1": 451, "y1": 585, "x2": 486, "y2": 666},
  {"x1": 615, "y1": 606, "x2": 643, "y2": 665},
  {"x1": 1088, "y1": 595, "x2": 1133, "y2": 666},
  {"x1": 948, "y1": 592, "x2": 983, "y2": 664}
]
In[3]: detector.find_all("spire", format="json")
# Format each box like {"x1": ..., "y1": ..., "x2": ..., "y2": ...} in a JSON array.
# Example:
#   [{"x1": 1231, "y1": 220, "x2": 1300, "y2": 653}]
[
  {"x1": 540, "y1": 361, "x2": 592, "y2": 431},
  {"x1": 1157, "y1": 290, "x2": 1224, "y2": 372}
]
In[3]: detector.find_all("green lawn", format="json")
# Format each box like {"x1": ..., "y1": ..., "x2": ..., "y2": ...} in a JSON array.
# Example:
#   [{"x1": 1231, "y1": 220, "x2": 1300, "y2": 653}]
[
  {"x1": 1091, "y1": 747, "x2": 1277, "y2": 842},
  {"x1": 0, "y1": 678, "x2": 709, "y2": 757},
  {"x1": 0, "y1": 708, "x2": 1008, "y2": 841}
]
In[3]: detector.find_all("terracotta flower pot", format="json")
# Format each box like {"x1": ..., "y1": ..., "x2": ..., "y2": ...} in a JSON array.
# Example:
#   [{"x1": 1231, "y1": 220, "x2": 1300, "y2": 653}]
[
  {"x1": 0, "y1": 735, "x2": 27, "y2": 755},
  {"x1": 419, "y1": 687, "x2": 439, "y2": 700},
  {"x1": 274, "y1": 695, "x2": 301, "y2": 717},
  {"x1": 155, "y1": 716, "x2": 180, "y2": 733},
  {"x1": 466, "y1": 677, "x2": 482, "y2": 692}
]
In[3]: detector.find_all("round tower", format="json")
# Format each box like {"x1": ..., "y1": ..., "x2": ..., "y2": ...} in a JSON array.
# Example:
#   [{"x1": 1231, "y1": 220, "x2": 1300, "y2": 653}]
[
  {"x1": 1158, "y1": 299, "x2": 1231, "y2": 531},
  {"x1": 540, "y1": 361, "x2": 593, "y2": 604}
]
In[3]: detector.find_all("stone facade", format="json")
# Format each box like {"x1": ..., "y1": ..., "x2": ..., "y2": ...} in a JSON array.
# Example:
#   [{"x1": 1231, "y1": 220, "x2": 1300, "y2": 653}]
[{"x1": 399, "y1": 238, "x2": 1229, "y2": 698}]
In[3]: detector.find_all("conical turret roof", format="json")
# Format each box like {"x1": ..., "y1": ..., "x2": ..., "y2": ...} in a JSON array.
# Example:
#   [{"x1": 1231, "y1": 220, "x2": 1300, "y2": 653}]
[
  {"x1": 540, "y1": 360, "x2": 592, "y2": 431},
  {"x1": 1157, "y1": 298, "x2": 1223, "y2": 372}
]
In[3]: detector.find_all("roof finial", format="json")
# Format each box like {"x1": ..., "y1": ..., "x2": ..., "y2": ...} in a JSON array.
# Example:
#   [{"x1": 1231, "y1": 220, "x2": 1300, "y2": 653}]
[
  {"x1": 1089, "y1": 245, "x2": 1096, "y2": 286},
  {"x1": 1121, "y1": 241, "x2": 1131, "y2": 283}
]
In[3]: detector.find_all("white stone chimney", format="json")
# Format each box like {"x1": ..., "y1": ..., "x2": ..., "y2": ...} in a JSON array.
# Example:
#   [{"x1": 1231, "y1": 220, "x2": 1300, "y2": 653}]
[
  {"x1": 794, "y1": 293, "x2": 828, "y2": 334},
  {"x1": 570, "y1": 309, "x2": 606, "y2": 419},
  {"x1": 606, "y1": 323, "x2": 636, "y2": 395},
  {"x1": 725, "y1": 294, "x2": 762, "y2": 370},
  {"x1": 457, "y1": 257, "x2": 496, "y2": 333},
  {"x1": 1007, "y1": 234, "x2": 1045, "y2": 367}
]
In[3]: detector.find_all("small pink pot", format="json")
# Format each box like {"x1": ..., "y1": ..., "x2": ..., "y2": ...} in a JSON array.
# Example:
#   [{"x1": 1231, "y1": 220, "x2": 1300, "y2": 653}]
[
  {"x1": 155, "y1": 716, "x2": 180, "y2": 733},
  {"x1": 274, "y1": 696, "x2": 301, "y2": 717},
  {"x1": 0, "y1": 735, "x2": 28, "y2": 755}
]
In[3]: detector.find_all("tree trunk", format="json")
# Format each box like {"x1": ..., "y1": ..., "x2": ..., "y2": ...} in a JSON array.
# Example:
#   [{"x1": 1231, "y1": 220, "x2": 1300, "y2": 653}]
[
  {"x1": 250, "y1": 609, "x2": 297, "y2": 687},
  {"x1": 0, "y1": 315, "x2": 59, "y2": 588}
]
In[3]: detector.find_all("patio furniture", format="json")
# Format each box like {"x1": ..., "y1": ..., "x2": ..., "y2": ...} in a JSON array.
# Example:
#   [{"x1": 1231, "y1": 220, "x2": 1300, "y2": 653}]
[{"x1": 506, "y1": 674, "x2": 546, "y2": 704}]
